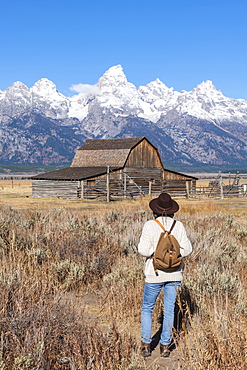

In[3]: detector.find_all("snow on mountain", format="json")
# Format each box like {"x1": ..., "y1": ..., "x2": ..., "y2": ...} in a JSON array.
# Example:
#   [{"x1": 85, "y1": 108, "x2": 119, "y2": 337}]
[
  {"x1": 69, "y1": 94, "x2": 90, "y2": 122},
  {"x1": 0, "y1": 65, "x2": 247, "y2": 166},
  {"x1": 164, "y1": 76, "x2": 246, "y2": 126},
  {"x1": 67, "y1": 65, "x2": 247, "y2": 129},
  {"x1": 69, "y1": 83, "x2": 100, "y2": 121},
  {"x1": 138, "y1": 79, "x2": 181, "y2": 122},
  {"x1": 1, "y1": 65, "x2": 247, "y2": 129},
  {"x1": 94, "y1": 65, "x2": 142, "y2": 115},
  {"x1": 31, "y1": 78, "x2": 70, "y2": 119},
  {"x1": 31, "y1": 78, "x2": 58, "y2": 96},
  {"x1": 0, "y1": 82, "x2": 31, "y2": 121},
  {"x1": 0, "y1": 78, "x2": 70, "y2": 122},
  {"x1": 68, "y1": 64, "x2": 144, "y2": 125}
]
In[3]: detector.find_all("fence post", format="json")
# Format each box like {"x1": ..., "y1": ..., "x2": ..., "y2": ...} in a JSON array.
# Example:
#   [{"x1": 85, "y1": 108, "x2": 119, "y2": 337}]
[
  {"x1": 77, "y1": 181, "x2": 81, "y2": 198},
  {"x1": 149, "y1": 181, "x2": 152, "y2": 195},
  {"x1": 106, "y1": 166, "x2": 110, "y2": 202},
  {"x1": 124, "y1": 171, "x2": 127, "y2": 198},
  {"x1": 219, "y1": 174, "x2": 224, "y2": 199},
  {"x1": 81, "y1": 180, "x2": 84, "y2": 199},
  {"x1": 186, "y1": 181, "x2": 190, "y2": 198}
]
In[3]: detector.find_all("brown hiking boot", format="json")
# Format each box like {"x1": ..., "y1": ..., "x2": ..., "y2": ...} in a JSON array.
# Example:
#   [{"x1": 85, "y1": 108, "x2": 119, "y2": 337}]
[
  {"x1": 141, "y1": 341, "x2": 151, "y2": 357},
  {"x1": 160, "y1": 343, "x2": 170, "y2": 357}
]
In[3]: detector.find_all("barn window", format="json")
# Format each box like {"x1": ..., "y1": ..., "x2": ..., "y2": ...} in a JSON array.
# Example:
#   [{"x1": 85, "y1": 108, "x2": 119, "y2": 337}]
[{"x1": 87, "y1": 179, "x2": 96, "y2": 186}]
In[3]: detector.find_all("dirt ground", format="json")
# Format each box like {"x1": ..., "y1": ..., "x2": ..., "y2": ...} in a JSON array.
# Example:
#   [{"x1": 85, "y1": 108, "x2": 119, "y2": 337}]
[{"x1": 81, "y1": 291, "x2": 182, "y2": 370}]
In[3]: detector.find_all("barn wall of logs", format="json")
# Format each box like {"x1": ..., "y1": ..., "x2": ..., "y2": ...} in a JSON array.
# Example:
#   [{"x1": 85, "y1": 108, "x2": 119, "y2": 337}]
[{"x1": 32, "y1": 167, "x2": 194, "y2": 200}]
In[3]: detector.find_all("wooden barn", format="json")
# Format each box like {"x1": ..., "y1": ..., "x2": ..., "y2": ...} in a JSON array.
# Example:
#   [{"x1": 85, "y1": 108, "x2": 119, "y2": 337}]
[{"x1": 32, "y1": 137, "x2": 197, "y2": 200}]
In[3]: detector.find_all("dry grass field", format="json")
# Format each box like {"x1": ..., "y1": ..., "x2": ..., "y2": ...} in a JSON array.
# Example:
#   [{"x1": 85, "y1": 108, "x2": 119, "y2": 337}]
[
  {"x1": 0, "y1": 179, "x2": 247, "y2": 213},
  {"x1": 0, "y1": 180, "x2": 246, "y2": 369}
]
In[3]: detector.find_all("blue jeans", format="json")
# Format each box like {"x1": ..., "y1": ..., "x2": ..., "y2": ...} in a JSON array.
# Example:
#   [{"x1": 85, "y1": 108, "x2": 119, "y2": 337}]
[{"x1": 141, "y1": 281, "x2": 181, "y2": 345}]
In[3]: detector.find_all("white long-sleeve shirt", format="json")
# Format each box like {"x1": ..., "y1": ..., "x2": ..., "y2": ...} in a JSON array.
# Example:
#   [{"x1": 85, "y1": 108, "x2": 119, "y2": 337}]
[{"x1": 138, "y1": 216, "x2": 192, "y2": 283}]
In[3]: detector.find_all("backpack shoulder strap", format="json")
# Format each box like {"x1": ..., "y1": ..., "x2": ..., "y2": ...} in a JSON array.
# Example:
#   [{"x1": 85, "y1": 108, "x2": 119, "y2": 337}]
[
  {"x1": 154, "y1": 219, "x2": 167, "y2": 232},
  {"x1": 169, "y1": 220, "x2": 176, "y2": 234},
  {"x1": 155, "y1": 219, "x2": 176, "y2": 234}
]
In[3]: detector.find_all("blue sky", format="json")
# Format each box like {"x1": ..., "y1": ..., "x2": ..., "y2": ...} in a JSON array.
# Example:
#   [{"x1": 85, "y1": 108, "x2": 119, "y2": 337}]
[{"x1": 1, "y1": 0, "x2": 247, "y2": 99}]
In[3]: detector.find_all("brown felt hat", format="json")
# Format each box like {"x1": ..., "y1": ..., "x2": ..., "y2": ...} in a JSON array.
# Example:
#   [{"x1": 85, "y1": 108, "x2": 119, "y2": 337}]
[{"x1": 149, "y1": 192, "x2": 179, "y2": 214}]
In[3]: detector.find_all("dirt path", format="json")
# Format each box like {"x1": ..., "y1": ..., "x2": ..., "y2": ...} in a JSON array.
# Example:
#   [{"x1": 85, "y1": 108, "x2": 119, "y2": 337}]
[
  {"x1": 80, "y1": 291, "x2": 184, "y2": 370},
  {"x1": 142, "y1": 345, "x2": 183, "y2": 369}
]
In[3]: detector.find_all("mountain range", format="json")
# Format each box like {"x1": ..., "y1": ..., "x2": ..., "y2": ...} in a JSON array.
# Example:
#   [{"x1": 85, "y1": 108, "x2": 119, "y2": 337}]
[{"x1": 0, "y1": 65, "x2": 247, "y2": 170}]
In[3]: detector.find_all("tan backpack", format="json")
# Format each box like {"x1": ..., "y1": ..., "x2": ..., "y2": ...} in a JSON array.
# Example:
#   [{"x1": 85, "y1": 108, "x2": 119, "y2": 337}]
[{"x1": 152, "y1": 219, "x2": 183, "y2": 275}]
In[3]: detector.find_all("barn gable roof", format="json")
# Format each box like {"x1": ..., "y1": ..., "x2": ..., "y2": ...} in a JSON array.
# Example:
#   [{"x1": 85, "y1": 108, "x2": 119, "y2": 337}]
[
  {"x1": 78, "y1": 137, "x2": 146, "y2": 150},
  {"x1": 71, "y1": 136, "x2": 150, "y2": 168}
]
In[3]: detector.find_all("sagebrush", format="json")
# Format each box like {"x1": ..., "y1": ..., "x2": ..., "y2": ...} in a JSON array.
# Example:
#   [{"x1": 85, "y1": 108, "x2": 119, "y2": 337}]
[{"x1": 0, "y1": 201, "x2": 246, "y2": 369}]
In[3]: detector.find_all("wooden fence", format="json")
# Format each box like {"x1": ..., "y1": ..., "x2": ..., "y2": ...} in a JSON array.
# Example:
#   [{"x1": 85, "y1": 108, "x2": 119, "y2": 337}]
[
  {"x1": 191, "y1": 184, "x2": 247, "y2": 198},
  {"x1": 80, "y1": 182, "x2": 247, "y2": 200},
  {"x1": 33, "y1": 175, "x2": 247, "y2": 201}
]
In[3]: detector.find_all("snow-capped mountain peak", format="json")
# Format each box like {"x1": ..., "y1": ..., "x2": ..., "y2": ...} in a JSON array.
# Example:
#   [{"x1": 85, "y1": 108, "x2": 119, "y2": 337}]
[
  {"x1": 91, "y1": 65, "x2": 140, "y2": 117},
  {"x1": 31, "y1": 78, "x2": 59, "y2": 96},
  {"x1": 29, "y1": 78, "x2": 70, "y2": 119},
  {"x1": 195, "y1": 79, "x2": 216, "y2": 89},
  {"x1": 136, "y1": 79, "x2": 181, "y2": 121},
  {"x1": 97, "y1": 65, "x2": 128, "y2": 88},
  {"x1": 2, "y1": 81, "x2": 31, "y2": 117},
  {"x1": 192, "y1": 80, "x2": 222, "y2": 98},
  {"x1": 138, "y1": 78, "x2": 179, "y2": 101},
  {"x1": 5, "y1": 81, "x2": 29, "y2": 100},
  {"x1": 8, "y1": 81, "x2": 29, "y2": 91}
]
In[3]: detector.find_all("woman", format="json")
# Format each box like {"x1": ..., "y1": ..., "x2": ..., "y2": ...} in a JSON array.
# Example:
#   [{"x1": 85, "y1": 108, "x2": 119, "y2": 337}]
[{"x1": 138, "y1": 192, "x2": 192, "y2": 358}]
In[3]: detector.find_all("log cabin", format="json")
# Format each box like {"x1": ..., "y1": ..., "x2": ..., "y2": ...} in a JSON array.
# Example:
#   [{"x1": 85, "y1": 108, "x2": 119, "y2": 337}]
[{"x1": 32, "y1": 137, "x2": 197, "y2": 199}]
